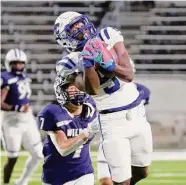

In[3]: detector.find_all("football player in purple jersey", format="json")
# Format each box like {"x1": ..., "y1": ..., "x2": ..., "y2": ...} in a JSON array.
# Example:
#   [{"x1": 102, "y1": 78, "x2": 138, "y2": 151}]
[
  {"x1": 1, "y1": 49, "x2": 43, "y2": 185},
  {"x1": 37, "y1": 74, "x2": 99, "y2": 185}
]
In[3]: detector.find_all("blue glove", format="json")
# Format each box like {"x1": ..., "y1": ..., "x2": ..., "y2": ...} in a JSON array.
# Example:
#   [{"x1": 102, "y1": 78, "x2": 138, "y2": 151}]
[
  {"x1": 98, "y1": 58, "x2": 116, "y2": 72},
  {"x1": 81, "y1": 50, "x2": 116, "y2": 72}
]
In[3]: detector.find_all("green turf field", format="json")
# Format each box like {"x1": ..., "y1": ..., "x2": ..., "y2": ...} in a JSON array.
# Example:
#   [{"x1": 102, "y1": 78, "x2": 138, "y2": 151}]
[{"x1": 1, "y1": 154, "x2": 186, "y2": 185}]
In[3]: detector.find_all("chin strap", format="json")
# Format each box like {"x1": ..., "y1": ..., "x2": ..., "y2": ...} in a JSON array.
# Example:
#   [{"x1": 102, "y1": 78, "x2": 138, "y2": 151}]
[{"x1": 69, "y1": 92, "x2": 87, "y2": 106}]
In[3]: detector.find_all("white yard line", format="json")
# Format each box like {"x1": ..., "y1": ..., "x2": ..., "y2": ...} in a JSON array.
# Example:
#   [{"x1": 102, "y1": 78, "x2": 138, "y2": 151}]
[
  {"x1": 152, "y1": 150, "x2": 186, "y2": 161},
  {"x1": 0, "y1": 173, "x2": 41, "y2": 177},
  {"x1": 1, "y1": 179, "x2": 186, "y2": 184},
  {"x1": 139, "y1": 180, "x2": 186, "y2": 184},
  {"x1": 150, "y1": 173, "x2": 186, "y2": 177},
  {"x1": 0, "y1": 177, "x2": 41, "y2": 181},
  {"x1": 3, "y1": 171, "x2": 185, "y2": 178},
  {"x1": 1, "y1": 150, "x2": 186, "y2": 160},
  {"x1": 151, "y1": 169, "x2": 186, "y2": 172}
]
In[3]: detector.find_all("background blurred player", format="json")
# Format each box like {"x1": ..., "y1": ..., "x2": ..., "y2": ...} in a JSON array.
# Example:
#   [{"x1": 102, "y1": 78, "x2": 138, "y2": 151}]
[
  {"x1": 54, "y1": 11, "x2": 153, "y2": 185},
  {"x1": 1, "y1": 49, "x2": 43, "y2": 185},
  {"x1": 37, "y1": 74, "x2": 99, "y2": 185}
]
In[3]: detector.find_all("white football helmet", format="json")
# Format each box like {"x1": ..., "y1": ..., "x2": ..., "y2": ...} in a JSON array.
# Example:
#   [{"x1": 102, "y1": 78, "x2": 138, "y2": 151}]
[
  {"x1": 4, "y1": 48, "x2": 27, "y2": 73},
  {"x1": 54, "y1": 75, "x2": 87, "y2": 106},
  {"x1": 54, "y1": 11, "x2": 96, "y2": 52}
]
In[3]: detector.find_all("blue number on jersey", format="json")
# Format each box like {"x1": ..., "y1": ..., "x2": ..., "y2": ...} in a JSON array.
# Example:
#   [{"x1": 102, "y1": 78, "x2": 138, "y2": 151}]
[
  {"x1": 97, "y1": 70, "x2": 120, "y2": 94},
  {"x1": 104, "y1": 77, "x2": 120, "y2": 94}
]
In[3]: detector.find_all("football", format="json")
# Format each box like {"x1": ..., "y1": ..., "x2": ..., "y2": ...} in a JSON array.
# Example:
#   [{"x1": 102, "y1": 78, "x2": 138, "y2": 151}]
[
  {"x1": 83, "y1": 38, "x2": 119, "y2": 78},
  {"x1": 94, "y1": 44, "x2": 118, "y2": 78}
]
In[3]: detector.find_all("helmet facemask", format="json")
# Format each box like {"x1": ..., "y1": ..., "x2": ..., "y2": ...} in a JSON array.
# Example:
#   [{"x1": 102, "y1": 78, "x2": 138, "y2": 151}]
[
  {"x1": 54, "y1": 75, "x2": 87, "y2": 106},
  {"x1": 54, "y1": 14, "x2": 97, "y2": 52},
  {"x1": 63, "y1": 87, "x2": 87, "y2": 106},
  {"x1": 9, "y1": 61, "x2": 25, "y2": 74}
]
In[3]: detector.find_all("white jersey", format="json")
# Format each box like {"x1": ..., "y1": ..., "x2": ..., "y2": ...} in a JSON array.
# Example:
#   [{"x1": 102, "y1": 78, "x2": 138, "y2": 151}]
[
  {"x1": 56, "y1": 52, "x2": 84, "y2": 76},
  {"x1": 94, "y1": 27, "x2": 139, "y2": 111},
  {"x1": 56, "y1": 27, "x2": 139, "y2": 111}
]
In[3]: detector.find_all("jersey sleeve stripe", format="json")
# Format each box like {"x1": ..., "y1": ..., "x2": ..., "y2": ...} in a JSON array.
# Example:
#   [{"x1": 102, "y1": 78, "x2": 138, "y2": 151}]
[
  {"x1": 56, "y1": 120, "x2": 72, "y2": 127},
  {"x1": 14, "y1": 49, "x2": 17, "y2": 58},
  {"x1": 103, "y1": 28, "x2": 110, "y2": 39},
  {"x1": 63, "y1": 57, "x2": 76, "y2": 67},
  {"x1": 99, "y1": 28, "x2": 110, "y2": 41},
  {"x1": 57, "y1": 61, "x2": 73, "y2": 69},
  {"x1": 16, "y1": 48, "x2": 21, "y2": 57},
  {"x1": 98, "y1": 33, "x2": 104, "y2": 41}
]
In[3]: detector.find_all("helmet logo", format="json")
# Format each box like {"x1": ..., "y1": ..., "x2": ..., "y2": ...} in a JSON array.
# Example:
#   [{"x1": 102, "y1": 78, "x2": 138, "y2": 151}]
[{"x1": 54, "y1": 23, "x2": 60, "y2": 37}]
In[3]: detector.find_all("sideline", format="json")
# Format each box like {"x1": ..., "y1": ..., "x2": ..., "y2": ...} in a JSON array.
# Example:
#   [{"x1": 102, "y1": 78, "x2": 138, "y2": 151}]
[{"x1": 1, "y1": 150, "x2": 186, "y2": 160}]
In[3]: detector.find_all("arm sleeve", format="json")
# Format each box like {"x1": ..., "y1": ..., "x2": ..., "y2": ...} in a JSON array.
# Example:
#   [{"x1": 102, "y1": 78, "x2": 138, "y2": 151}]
[
  {"x1": 56, "y1": 52, "x2": 83, "y2": 77},
  {"x1": 0, "y1": 76, "x2": 9, "y2": 89},
  {"x1": 99, "y1": 27, "x2": 124, "y2": 48},
  {"x1": 37, "y1": 110, "x2": 58, "y2": 131}
]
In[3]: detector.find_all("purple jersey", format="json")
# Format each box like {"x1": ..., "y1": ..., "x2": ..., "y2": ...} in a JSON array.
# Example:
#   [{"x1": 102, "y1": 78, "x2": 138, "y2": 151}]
[
  {"x1": 0, "y1": 72, "x2": 31, "y2": 106},
  {"x1": 37, "y1": 96, "x2": 97, "y2": 185}
]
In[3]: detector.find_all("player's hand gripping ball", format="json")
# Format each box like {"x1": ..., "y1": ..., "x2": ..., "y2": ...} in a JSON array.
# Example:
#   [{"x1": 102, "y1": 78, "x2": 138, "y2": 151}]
[{"x1": 81, "y1": 38, "x2": 118, "y2": 75}]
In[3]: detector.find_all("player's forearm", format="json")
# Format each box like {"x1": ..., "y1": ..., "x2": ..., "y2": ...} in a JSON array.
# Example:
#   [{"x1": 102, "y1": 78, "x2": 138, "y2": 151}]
[
  {"x1": 114, "y1": 45, "x2": 134, "y2": 82},
  {"x1": 114, "y1": 64, "x2": 134, "y2": 82},
  {"x1": 48, "y1": 131, "x2": 88, "y2": 156},
  {"x1": 1, "y1": 103, "x2": 29, "y2": 112},
  {"x1": 56, "y1": 132, "x2": 89, "y2": 156},
  {"x1": 58, "y1": 133, "x2": 87, "y2": 149},
  {"x1": 84, "y1": 68, "x2": 100, "y2": 95}
]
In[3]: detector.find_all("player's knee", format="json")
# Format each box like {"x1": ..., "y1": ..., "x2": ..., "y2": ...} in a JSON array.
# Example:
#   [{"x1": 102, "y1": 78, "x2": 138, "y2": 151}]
[
  {"x1": 99, "y1": 177, "x2": 113, "y2": 185},
  {"x1": 134, "y1": 167, "x2": 149, "y2": 179},
  {"x1": 34, "y1": 152, "x2": 43, "y2": 160},
  {"x1": 141, "y1": 168, "x2": 149, "y2": 179},
  {"x1": 113, "y1": 179, "x2": 130, "y2": 185},
  {"x1": 31, "y1": 142, "x2": 43, "y2": 159},
  {"x1": 6, "y1": 151, "x2": 19, "y2": 158},
  {"x1": 138, "y1": 167, "x2": 149, "y2": 179}
]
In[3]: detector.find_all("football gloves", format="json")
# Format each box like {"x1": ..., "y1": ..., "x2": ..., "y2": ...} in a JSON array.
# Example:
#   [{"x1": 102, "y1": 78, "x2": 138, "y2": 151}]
[
  {"x1": 82, "y1": 118, "x2": 99, "y2": 139},
  {"x1": 81, "y1": 38, "x2": 116, "y2": 72}
]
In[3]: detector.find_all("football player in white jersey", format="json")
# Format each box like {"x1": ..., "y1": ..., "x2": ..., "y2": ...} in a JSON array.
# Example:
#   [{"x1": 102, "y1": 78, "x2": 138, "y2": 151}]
[
  {"x1": 54, "y1": 11, "x2": 153, "y2": 185},
  {"x1": 1, "y1": 49, "x2": 43, "y2": 185},
  {"x1": 97, "y1": 81, "x2": 151, "y2": 185}
]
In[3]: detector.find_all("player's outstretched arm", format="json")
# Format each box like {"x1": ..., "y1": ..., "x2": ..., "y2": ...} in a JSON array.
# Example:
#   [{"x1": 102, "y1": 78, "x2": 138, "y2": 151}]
[
  {"x1": 1, "y1": 88, "x2": 13, "y2": 111},
  {"x1": 47, "y1": 125, "x2": 98, "y2": 156},
  {"x1": 48, "y1": 130, "x2": 87, "y2": 156},
  {"x1": 1, "y1": 88, "x2": 29, "y2": 112},
  {"x1": 113, "y1": 41, "x2": 134, "y2": 82}
]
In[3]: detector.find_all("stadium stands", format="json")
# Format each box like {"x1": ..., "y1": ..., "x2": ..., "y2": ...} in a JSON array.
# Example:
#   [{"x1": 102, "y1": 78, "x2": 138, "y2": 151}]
[
  {"x1": 1, "y1": 1, "x2": 186, "y2": 116},
  {"x1": 100, "y1": 1, "x2": 186, "y2": 73},
  {"x1": 1, "y1": 1, "x2": 109, "y2": 114}
]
